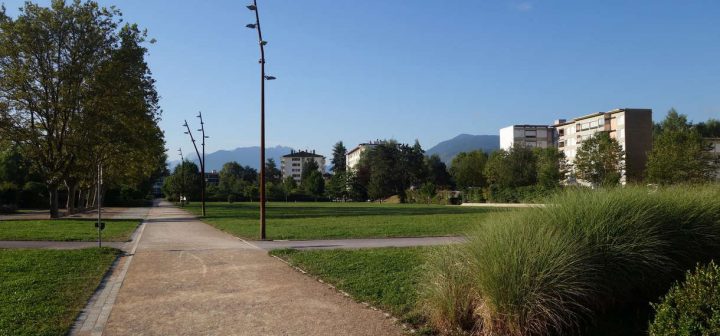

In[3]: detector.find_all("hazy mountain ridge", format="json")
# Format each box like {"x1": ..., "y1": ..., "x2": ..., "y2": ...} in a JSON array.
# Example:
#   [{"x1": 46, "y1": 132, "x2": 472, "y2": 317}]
[
  {"x1": 168, "y1": 145, "x2": 293, "y2": 171},
  {"x1": 426, "y1": 134, "x2": 500, "y2": 163}
]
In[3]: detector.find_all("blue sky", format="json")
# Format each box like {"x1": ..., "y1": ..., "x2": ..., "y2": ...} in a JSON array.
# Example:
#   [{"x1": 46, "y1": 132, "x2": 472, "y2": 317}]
[{"x1": 4, "y1": 1, "x2": 720, "y2": 159}]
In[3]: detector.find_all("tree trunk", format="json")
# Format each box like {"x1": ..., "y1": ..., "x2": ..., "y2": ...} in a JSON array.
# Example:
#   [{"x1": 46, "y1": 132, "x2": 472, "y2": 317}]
[
  {"x1": 48, "y1": 184, "x2": 60, "y2": 218},
  {"x1": 65, "y1": 182, "x2": 77, "y2": 214}
]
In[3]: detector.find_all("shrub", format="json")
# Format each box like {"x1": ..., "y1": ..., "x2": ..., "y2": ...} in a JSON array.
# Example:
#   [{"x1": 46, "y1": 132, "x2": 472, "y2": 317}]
[
  {"x1": 421, "y1": 185, "x2": 720, "y2": 335},
  {"x1": 649, "y1": 261, "x2": 720, "y2": 336}
]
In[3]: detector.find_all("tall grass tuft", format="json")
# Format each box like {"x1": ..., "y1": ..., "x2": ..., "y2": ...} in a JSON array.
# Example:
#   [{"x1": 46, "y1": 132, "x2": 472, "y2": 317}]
[{"x1": 420, "y1": 185, "x2": 720, "y2": 335}]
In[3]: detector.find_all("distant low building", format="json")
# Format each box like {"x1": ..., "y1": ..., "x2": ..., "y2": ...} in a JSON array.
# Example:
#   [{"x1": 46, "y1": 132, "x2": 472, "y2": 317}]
[{"x1": 280, "y1": 150, "x2": 326, "y2": 183}]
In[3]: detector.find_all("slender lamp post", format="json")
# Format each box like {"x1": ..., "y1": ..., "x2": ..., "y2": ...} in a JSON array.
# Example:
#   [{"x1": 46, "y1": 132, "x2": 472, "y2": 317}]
[
  {"x1": 178, "y1": 148, "x2": 185, "y2": 206},
  {"x1": 246, "y1": 0, "x2": 275, "y2": 240},
  {"x1": 197, "y1": 112, "x2": 209, "y2": 217},
  {"x1": 183, "y1": 120, "x2": 206, "y2": 216}
]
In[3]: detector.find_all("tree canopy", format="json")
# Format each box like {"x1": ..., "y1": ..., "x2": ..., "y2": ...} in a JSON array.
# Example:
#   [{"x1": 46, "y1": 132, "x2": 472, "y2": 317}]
[
  {"x1": 573, "y1": 132, "x2": 624, "y2": 186},
  {"x1": 0, "y1": 1, "x2": 164, "y2": 216}
]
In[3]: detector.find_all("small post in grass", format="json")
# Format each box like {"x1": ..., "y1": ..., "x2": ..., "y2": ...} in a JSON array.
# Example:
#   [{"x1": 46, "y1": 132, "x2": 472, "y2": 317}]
[{"x1": 96, "y1": 164, "x2": 104, "y2": 248}]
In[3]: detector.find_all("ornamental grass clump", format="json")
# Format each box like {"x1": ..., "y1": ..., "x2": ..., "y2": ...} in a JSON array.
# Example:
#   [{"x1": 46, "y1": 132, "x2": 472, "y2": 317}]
[{"x1": 421, "y1": 185, "x2": 720, "y2": 335}]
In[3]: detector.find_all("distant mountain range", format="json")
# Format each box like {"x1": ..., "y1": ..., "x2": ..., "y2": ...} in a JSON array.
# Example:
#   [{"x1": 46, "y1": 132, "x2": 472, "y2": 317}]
[
  {"x1": 425, "y1": 134, "x2": 499, "y2": 163},
  {"x1": 167, "y1": 134, "x2": 498, "y2": 171},
  {"x1": 168, "y1": 145, "x2": 293, "y2": 171}
]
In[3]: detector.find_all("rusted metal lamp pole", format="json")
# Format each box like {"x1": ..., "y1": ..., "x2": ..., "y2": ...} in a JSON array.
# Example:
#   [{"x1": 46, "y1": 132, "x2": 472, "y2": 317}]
[
  {"x1": 183, "y1": 120, "x2": 206, "y2": 216},
  {"x1": 246, "y1": 0, "x2": 275, "y2": 240}
]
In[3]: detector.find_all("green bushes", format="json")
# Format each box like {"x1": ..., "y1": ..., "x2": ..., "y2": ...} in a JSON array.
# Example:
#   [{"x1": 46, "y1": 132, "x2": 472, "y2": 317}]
[
  {"x1": 649, "y1": 261, "x2": 720, "y2": 336},
  {"x1": 421, "y1": 186, "x2": 720, "y2": 335}
]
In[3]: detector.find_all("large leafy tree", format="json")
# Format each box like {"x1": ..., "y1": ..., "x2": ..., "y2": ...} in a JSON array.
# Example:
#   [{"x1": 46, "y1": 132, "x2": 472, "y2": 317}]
[
  {"x1": 425, "y1": 154, "x2": 453, "y2": 189},
  {"x1": 330, "y1": 141, "x2": 346, "y2": 173},
  {"x1": 646, "y1": 110, "x2": 718, "y2": 184},
  {"x1": 574, "y1": 132, "x2": 624, "y2": 186},
  {"x1": 534, "y1": 147, "x2": 567, "y2": 189},
  {"x1": 162, "y1": 161, "x2": 201, "y2": 201},
  {"x1": 0, "y1": 1, "x2": 164, "y2": 216},
  {"x1": 484, "y1": 144, "x2": 537, "y2": 189},
  {"x1": 450, "y1": 150, "x2": 488, "y2": 190}
]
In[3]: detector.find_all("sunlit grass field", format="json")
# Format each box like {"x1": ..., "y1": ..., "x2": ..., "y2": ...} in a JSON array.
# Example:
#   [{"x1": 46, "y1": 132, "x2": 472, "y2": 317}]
[
  {"x1": 0, "y1": 248, "x2": 119, "y2": 335},
  {"x1": 185, "y1": 202, "x2": 510, "y2": 240},
  {"x1": 0, "y1": 219, "x2": 140, "y2": 241}
]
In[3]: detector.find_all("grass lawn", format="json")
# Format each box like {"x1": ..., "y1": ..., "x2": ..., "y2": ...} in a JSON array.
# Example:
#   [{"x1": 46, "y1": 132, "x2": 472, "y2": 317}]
[
  {"x1": 271, "y1": 247, "x2": 431, "y2": 331},
  {"x1": 185, "y1": 202, "x2": 509, "y2": 240},
  {"x1": 0, "y1": 248, "x2": 119, "y2": 335},
  {"x1": 0, "y1": 219, "x2": 140, "y2": 241}
]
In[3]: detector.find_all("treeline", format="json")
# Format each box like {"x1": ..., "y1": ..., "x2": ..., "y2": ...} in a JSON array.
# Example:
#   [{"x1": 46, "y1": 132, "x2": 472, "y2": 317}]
[
  {"x1": 163, "y1": 158, "x2": 327, "y2": 203},
  {"x1": 0, "y1": 2, "x2": 166, "y2": 215},
  {"x1": 162, "y1": 108, "x2": 719, "y2": 205}
]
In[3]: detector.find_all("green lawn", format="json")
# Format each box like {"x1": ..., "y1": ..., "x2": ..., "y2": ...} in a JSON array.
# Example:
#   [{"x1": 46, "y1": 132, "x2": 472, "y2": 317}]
[
  {"x1": 185, "y1": 202, "x2": 508, "y2": 240},
  {"x1": 271, "y1": 247, "x2": 431, "y2": 331},
  {"x1": 0, "y1": 248, "x2": 119, "y2": 335},
  {"x1": 0, "y1": 219, "x2": 140, "y2": 241}
]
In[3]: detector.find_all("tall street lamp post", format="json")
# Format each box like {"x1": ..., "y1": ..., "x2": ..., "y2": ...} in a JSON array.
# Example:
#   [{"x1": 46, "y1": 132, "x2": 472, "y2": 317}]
[
  {"x1": 246, "y1": 0, "x2": 275, "y2": 240},
  {"x1": 183, "y1": 120, "x2": 206, "y2": 216},
  {"x1": 178, "y1": 148, "x2": 185, "y2": 206}
]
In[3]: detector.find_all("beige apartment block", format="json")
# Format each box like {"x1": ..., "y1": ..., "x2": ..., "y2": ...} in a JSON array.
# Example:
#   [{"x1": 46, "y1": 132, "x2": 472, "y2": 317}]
[
  {"x1": 555, "y1": 108, "x2": 652, "y2": 183},
  {"x1": 280, "y1": 150, "x2": 326, "y2": 183},
  {"x1": 499, "y1": 125, "x2": 555, "y2": 150}
]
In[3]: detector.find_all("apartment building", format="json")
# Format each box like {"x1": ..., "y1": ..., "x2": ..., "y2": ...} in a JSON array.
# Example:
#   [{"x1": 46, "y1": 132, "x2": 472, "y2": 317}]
[
  {"x1": 555, "y1": 108, "x2": 653, "y2": 183},
  {"x1": 346, "y1": 141, "x2": 382, "y2": 171},
  {"x1": 280, "y1": 150, "x2": 326, "y2": 183},
  {"x1": 499, "y1": 125, "x2": 555, "y2": 150}
]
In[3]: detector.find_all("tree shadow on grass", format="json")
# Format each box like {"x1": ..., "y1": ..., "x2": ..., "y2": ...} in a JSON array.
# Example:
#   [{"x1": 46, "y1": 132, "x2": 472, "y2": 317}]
[{"x1": 198, "y1": 204, "x2": 513, "y2": 221}]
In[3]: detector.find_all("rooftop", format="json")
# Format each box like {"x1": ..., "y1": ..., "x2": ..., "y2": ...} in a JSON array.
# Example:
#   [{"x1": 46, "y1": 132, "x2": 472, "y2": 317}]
[{"x1": 283, "y1": 149, "x2": 324, "y2": 158}]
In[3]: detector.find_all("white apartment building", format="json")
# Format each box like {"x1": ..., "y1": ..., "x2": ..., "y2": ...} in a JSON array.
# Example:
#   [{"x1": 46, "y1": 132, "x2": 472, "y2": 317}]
[
  {"x1": 555, "y1": 108, "x2": 653, "y2": 183},
  {"x1": 346, "y1": 142, "x2": 381, "y2": 171},
  {"x1": 280, "y1": 150, "x2": 326, "y2": 183},
  {"x1": 499, "y1": 125, "x2": 555, "y2": 150}
]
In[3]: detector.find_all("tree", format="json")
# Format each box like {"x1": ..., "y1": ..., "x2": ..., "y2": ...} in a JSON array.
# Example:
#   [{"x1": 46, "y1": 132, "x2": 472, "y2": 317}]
[
  {"x1": 265, "y1": 158, "x2": 281, "y2": 183},
  {"x1": 450, "y1": 150, "x2": 488, "y2": 190},
  {"x1": 417, "y1": 182, "x2": 436, "y2": 204},
  {"x1": 0, "y1": 2, "x2": 164, "y2": 216},
  {"x1": 330, "y1": 141, "x2": 347, "y2": 173},
  {"x1": 326, "y1": 171, "x2": 349, "y2": 200},
  {"x1": 425, "y1": 154, "x2": 453, "y2": 189},
  {"x1": 534, "y1": 147, "x2": 567, "y2": 189},
  {"x1": 574, "y1": 132, "x2": 624, "y2": 186},
  {"x1": 281, "y1": 176, "x2": 297, "y2": 202},
  {"x1": 484, "y1": 144, "x2": 537, "y2": 189},
  {"x1": 301, "y1": 159, "x2": 320, "y2": 183},
  {"x1": 304, "y1": 170, "x2": 325, "y2": 201},
  {"x1": 162, "y1": 161, "x2": 201, "y2": 201},
  {"x1": 696, "y1": 118, "x2": 720, "y2": 138},
  {"x1": 646, "y1": 110, "x2": 718, "y2": 184}
]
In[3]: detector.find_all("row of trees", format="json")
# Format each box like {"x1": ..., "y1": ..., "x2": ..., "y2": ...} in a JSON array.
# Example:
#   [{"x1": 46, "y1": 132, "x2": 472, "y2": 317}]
[
  {"x1": 163, "y1": 158, "x2": 326, "y2": 203},
  {"x1": 646, "y1": 109, "x2": 719, "y2": 184},
  {"x1": 163, "y1": 109, "x2": 718, "y2": 205},
  {"x1": 0, "y1": 1, "x2": 166, "y2": 216}
]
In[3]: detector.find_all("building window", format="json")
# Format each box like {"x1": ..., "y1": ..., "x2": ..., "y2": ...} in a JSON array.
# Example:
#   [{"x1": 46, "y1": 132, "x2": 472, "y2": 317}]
[
  {"x1": 558, "y1": 129, "x2": 565, "y2": 136},
  {"x1": 576, "y1": 124, "x2": 581, "y2": 132},
  {"x1": 558, "y1": 141, "x2": 565, "y2": 148},
  {"x1": 292, "y1": 158, "x2": 300, "y2": 161}
]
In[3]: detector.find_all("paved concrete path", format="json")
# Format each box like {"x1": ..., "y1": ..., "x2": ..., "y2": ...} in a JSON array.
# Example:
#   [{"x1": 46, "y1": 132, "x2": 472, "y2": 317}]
[
  {"x1": 252, "y1": 236, "x2": 465, "y2": 250},
  {"x1": 76, "y1": 201, "x2": 403, "y2": 336}
]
